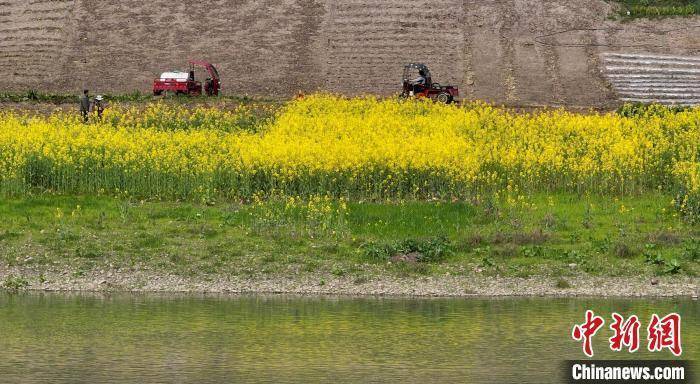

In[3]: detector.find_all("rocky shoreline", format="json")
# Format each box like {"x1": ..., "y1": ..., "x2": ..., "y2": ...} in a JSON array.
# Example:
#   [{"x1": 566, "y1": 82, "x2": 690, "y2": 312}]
[{"x1": 1, "y1": 267, "x2": 698, "y2": 298}]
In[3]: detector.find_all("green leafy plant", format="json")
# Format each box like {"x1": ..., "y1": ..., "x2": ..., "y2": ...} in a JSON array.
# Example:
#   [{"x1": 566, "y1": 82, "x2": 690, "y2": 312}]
[
  {"x1": 360, "y1": 236, "x2": 453, "y2": 263},
  {"x1": 522, "y1": 245, "x2": 545, "y2": 258},
  {"x1": 663, "y1": 259, "x2": 682, "y2": 275},
  {"x1": 330, "y1": 265, "x2": 346, "y2": 277},
  {"x1": 644, "y1": 245, "x2": 665, "y2": 265},
  {"x1": 359, "y1": 241, "x2": 393, "y2": 262},
  {"x1": 26, "y1": 89, "x2": 39, "y2": 101},
  {"x1": 412, "y1": 236, "x2": 453, "y2": 263},
  {"x1": 2, "y1": 275, "x2": 29, "y2": 292},
  {"x1": 682, "y1": 239, "x2": 700, "y2": 261},
  {"x1": 480, "y1": 256, "x2": 495, "y2": 268}
]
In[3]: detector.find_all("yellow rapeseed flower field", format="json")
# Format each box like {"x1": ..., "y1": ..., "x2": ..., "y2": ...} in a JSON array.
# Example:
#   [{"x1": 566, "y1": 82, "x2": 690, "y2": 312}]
[{"x1": 0, "y1": 95, "x2": 698, "y2": 202}]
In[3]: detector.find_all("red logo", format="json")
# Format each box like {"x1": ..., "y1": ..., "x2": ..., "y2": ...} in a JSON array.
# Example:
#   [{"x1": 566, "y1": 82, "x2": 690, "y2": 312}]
[
  {"x1": 572, "y1": 311, "x2": 682, "y2": 357},
  {"x1": 609, "y1": 313, "x2": 641, "y2": 353},
  {"x1": 572, "y1": 310, "x2": 605, "y2": 357},
  {"x1": 648, "y1": 313, "x2": 682, "y2": 356}
]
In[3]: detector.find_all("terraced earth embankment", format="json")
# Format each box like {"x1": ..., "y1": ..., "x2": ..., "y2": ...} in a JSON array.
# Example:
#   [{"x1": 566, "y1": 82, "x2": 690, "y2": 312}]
[{"x1": 3, "y1": 0, "x2": 700, "y2": 106}]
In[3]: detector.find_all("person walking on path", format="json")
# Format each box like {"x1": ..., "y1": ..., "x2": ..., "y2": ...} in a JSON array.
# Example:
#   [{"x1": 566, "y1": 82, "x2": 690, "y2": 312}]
[{"x1": 80, "y1": 89, "x2": 91, "y2": 123}]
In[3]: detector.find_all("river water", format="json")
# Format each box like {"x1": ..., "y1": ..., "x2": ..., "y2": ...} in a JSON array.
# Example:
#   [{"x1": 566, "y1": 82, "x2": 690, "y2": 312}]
[{"x1": 0, "y1": 294, "x2": 697, "y2": 383}]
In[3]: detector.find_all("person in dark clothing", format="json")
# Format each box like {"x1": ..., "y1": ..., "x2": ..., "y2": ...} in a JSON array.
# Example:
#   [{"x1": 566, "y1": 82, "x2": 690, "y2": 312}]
[
  {"x1": 204, "y1": 78, "x2": 213, "y2": 96},
  {"x1": 94, "y1": 95, "x2": 105, "y2": 120},
  {"x1": 80, "y1": 89, "x2": 90, "y2": 123},
  {"x1": 411, "y1": 70, "x2": 427, "y2": 95},
  {"x1": 413, "y1": 70, "x2": 427, "y2": 86}
]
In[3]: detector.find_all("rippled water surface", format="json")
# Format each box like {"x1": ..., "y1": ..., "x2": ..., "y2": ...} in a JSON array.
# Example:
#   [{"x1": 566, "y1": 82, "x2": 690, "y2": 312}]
[{"x1": 0, "y1": 294, "x2": 697, "y2": 383}]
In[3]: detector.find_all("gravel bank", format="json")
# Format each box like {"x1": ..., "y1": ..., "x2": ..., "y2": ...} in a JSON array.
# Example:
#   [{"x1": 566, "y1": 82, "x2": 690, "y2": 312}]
[{"x1": 1, "y1": 266, "x2": 697, "y2": 297}]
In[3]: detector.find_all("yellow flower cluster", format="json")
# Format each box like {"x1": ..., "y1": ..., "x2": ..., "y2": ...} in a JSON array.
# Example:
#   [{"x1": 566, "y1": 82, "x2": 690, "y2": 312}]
[
  {"x1": 0, "y1": 95, "x2": 698, "y2": 200},
  {"x1": 98, "y1": 102, "x2": 274, "y2": 132}
]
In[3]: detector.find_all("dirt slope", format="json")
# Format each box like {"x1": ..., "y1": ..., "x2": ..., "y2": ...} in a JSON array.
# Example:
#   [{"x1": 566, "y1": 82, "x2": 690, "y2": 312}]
[{"x1": 2, "y1": 0, "x2": 700, "y2": 106}]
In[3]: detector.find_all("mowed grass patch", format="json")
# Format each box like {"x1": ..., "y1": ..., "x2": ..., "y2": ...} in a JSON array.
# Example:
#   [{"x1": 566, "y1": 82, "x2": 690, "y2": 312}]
[{"x1": 0, "y1": 194, "x2": 697, "y2": 279}]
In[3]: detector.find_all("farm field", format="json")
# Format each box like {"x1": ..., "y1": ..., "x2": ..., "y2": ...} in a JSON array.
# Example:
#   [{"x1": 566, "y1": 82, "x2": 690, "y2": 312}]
[{"x1": 0, "y1": 95, "x2": 698, "y2": 294}]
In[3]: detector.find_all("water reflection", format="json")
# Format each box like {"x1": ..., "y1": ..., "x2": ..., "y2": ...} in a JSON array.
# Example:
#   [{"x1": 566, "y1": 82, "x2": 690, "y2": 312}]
[{"x1": 0, "y1": 294, "x2": 696, "y2": 383}]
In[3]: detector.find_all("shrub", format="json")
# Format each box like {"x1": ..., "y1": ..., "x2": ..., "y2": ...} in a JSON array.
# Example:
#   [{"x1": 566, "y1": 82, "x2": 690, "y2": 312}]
[
  {"x1": 662, "y1": 259, "x2": 682, "y2": 275},
  {"x1": 555, "y1": 278, "x2": 572, "y2": 289},
  {"x1": 2, "y1": 275, "x2": 29, "y2": 292},
  {"x1": 360, "y1": 236, "x2": 453, "y2": 263}
]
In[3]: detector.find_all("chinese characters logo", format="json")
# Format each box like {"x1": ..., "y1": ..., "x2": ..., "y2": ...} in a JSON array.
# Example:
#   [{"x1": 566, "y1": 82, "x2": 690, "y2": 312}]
[{"x1": 572, "y1": 311, "x2": 682, "y2": 357}]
